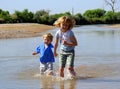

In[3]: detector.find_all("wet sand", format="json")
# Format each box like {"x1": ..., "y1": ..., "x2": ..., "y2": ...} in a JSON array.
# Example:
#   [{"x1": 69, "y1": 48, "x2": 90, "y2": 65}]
[{"x1": 0, "y1": 23, "x2": 55, "y2": 39}]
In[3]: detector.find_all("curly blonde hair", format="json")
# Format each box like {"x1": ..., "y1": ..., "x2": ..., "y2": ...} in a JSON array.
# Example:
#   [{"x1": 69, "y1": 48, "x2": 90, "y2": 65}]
[
  {"x1": 53, "y1": 16, "x2": 76, "y2": 30},
  {"x1": 42, "y1": 33, "x2": 53, "y2": 41}
]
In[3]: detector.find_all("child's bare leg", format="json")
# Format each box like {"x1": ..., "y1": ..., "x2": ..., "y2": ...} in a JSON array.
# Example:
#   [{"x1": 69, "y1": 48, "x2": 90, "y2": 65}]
[
  {"x1": 46, "y1": 62, "x2": 53, "y2": 75},
  {"x1": 48, "y1": 70, "x2": 53, "y2": 75},
  {"x1": 59, "y1": 67, "x2": 64, "y2": 77},
  {"x1": 68, "y1": 66, "x2": 76, "y2": 77}
]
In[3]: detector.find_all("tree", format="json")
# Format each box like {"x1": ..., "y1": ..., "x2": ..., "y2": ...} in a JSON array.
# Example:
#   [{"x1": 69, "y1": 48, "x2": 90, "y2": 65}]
[
  {"x1": 0, "y1": 9, "x2": 11, "y2": 23},
  {"x1": 104, "y1": 0, "x2": 119, "y2": 12},
  {"x1": 14, "y1": 10, "x2": 23, "y2": 22},
  {"x1": 83, "y1": 9, "x2": 106, "y2": 18},
  {"x1": 21, "y1": 9, "x2": 34, "y2": 22},
  {"x1": 83, "y1": 9, "x2": 106, "y2": 24},
  {"x1": 34, "y1": 10, "x2": 49, "y2": 23},
  {"x1": 73, "y1": 13, "x2": 86, "y2": 25},
  {"x1": 104, "y1": 11, "x2": 116, "y2": 23}
]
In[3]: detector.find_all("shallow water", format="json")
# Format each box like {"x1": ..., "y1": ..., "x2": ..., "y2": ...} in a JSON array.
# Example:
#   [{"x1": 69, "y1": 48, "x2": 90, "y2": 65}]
[{"x1": 0, "y1": 25, "x2": 120, "y2": 89}]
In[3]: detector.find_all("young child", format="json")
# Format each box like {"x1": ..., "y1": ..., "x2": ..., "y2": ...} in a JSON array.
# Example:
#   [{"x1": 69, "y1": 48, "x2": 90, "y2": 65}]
[
  {"x1": 53, "y1": 16, "x2": 78, "y2": 78},
  {"x1": 32, "y1": 33, "x2": 55, "y2": 75}
]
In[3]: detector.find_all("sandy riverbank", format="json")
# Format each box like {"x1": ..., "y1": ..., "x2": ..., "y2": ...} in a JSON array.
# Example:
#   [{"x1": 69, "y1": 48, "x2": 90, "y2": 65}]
[
  {"x1": 0, "y1": 23, "x2": 55, "y2": 39},
  {"x1": 105, "y1": 24, "x2": 120, "y2": 28},
  {"x1": 0, "y1": 23, "x2": 120, "y2": 39}
]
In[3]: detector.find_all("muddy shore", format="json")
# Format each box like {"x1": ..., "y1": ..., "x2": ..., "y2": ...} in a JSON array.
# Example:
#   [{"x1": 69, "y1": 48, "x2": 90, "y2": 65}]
[{"x1": 0, "y1": 23, "x2": 55, "y2": 39}]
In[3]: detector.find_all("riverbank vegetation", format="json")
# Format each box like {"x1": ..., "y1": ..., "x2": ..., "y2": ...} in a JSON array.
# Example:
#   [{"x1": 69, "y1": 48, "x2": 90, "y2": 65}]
[{"x1": 0, "y1": 8, "x2": 120, "y2": 25}]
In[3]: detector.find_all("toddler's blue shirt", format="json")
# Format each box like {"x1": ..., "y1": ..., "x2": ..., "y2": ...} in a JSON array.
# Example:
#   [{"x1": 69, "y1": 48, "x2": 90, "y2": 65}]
[{"x1": 36, "y1": 43, "x2": 55, "y2": 63}]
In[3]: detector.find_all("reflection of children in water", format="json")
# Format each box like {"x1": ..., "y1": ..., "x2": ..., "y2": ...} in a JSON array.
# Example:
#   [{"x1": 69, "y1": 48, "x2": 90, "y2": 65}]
[
  {"x1": 60, "y1": 80, "x2": 76, "y2": 89},
  {"x1": 40, "y1": 78, "x2": 76, "y2": 89},
  {"x1": 40, "y1": 76, "x2": 54, "y2": 89}
]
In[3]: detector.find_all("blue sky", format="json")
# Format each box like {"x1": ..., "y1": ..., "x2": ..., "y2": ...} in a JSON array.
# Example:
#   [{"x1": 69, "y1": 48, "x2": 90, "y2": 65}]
[{"x1": 0, "y1": 0, "x2": 111, "y2": 14}]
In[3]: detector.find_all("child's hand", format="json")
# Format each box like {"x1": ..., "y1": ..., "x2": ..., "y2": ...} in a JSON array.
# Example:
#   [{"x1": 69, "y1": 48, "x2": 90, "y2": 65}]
[
  {"x1": 62, "y1": 39, "x2": 67, "y2": 45},
  {"x1": 32, "y1": 52, "x2": 37, "y2": 55},
  {"x1": 62, "y1": 39, "x2": 71, "y2": 45},
  {"x1": 54, "y1": 52, "x2": 58, "y2": 57}
]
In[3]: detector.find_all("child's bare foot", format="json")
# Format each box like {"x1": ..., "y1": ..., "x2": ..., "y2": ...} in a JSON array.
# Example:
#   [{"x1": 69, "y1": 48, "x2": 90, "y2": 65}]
[
  {"x1": 48, "y1": 72, "x2": 53, "y2": 75},
  {"x1": 59, "y1": 68, "x2": 64, "y2": 77},
  {"x1": 68, "y1": 70, "x2": 76, "y2": 79},
  {"x1": 60, "y1": 72, "x2": 64, "y2": 77}
]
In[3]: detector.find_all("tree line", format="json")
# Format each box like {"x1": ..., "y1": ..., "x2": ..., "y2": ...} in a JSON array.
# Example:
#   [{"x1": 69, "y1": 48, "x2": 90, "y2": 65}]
[{"x1": 0, "y1": 8, "x2": 120, "y2": 25}]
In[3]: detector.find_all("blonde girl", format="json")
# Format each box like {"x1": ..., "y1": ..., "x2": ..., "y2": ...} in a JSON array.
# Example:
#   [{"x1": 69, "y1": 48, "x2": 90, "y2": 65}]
[{"x1": 53, "y1": 16, "x2": 78, "y2": 78}]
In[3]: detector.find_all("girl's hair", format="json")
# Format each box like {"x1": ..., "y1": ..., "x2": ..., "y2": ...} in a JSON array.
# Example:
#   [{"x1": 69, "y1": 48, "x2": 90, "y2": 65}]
[
  {"x1": 53, "y1": 16, "x2": 76, "y2": 30},
  {"x1": 42, "y1": 33, "x2": 53, "y2": 41}
]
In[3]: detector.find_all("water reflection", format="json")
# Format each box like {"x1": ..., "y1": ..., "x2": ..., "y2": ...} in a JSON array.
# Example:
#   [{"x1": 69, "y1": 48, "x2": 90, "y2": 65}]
[
  {"x1": 39, "y1": 75, "x2": 76, "y2": 89},
  {"x1": 59, "y1": 80, "x2": 76, "y2": 89},
  {"x1": 40, "y1": 76, "x2": 54, "y2": 89},
  {"x1": 74, "y1": 26, "x2": 120, "y2": 57}
]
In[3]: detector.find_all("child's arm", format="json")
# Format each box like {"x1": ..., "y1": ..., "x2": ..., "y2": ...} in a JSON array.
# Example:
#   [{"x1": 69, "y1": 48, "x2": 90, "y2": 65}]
[
  {"x1": 32, "y1": 52, "x2": 38, "y2": 55},
  {"x1": 54, "y1": 37, "x2": 59, "y2": 57},
  {"x1": 62, "y1": 35, "x2": 78, "y2": 46},
  {"x1": 32, "y1": 45, "x2": 40, "y2": 55}
]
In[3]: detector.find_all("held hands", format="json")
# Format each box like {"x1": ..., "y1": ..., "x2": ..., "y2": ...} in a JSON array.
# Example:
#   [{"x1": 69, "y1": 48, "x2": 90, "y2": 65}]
[
  {"x1": 54, "y1": 52, "x2": 58, "y2": 57},
  {"x1": 62, "y1": 39, "x2": 67, "y2": 45}
]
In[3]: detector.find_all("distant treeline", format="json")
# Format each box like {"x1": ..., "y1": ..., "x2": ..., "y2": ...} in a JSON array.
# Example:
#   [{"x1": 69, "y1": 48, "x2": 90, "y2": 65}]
[{"x1": 0, "y1": 8, "x2": 120, "y2": 25}]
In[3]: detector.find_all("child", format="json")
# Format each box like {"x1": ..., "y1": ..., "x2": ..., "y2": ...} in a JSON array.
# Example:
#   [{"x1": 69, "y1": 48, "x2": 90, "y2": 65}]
[
  {"x1": 32, "y1": 33, "x2": 55, "y2": 75},
  {"x1": 53, "y1": 16, "x2": 78, "y2": 78}
]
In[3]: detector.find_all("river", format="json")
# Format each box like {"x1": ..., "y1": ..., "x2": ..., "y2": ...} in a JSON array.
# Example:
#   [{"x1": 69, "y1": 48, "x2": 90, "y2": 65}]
[{"x1": 0, "y1": 25, "x2": 120, "y2": 89}]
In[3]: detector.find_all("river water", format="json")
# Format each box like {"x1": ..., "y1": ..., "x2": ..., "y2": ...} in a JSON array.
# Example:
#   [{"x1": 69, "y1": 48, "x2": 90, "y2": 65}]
[{"x1": 0, "y1": 25, "x2": 120, "y2": 89}]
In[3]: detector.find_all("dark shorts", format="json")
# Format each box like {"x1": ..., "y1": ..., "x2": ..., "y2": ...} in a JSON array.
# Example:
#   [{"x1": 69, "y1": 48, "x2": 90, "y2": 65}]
[{"x1": 59, "y1": 50, "x2": 75, "y2": 68}]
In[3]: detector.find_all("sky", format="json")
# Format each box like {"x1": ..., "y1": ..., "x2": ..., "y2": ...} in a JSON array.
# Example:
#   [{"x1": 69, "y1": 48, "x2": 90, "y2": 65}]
[{"x1": 0, "y1": 0, "x2": 115, "y2": 15}]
